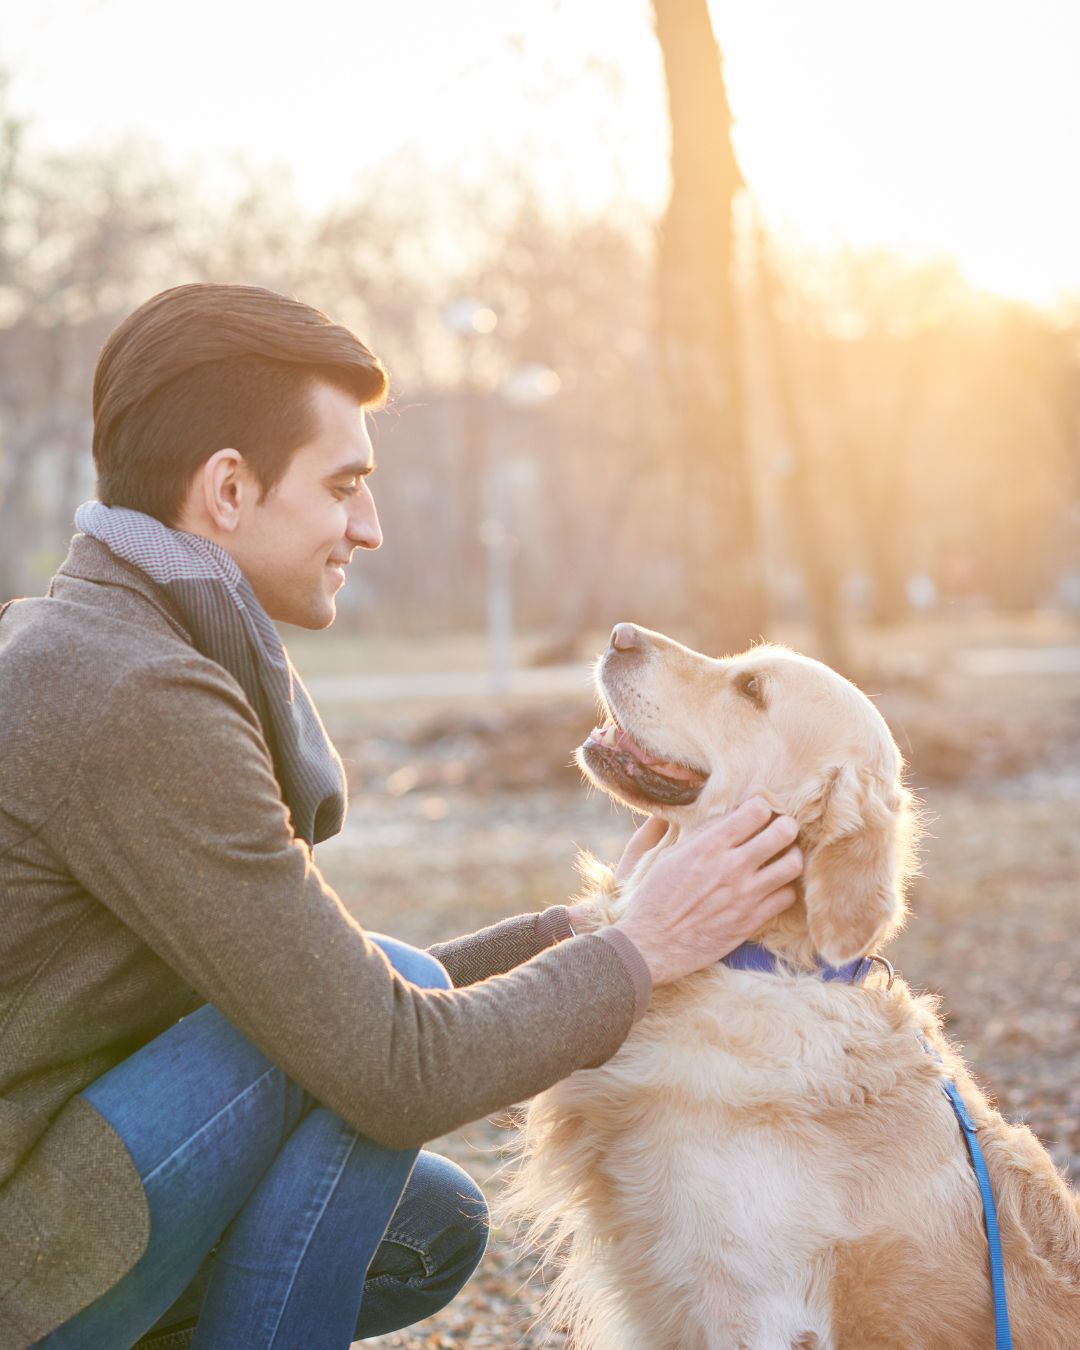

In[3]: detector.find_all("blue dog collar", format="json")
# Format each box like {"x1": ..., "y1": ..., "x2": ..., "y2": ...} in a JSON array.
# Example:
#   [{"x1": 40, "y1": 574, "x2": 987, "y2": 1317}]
[{"x1": 722, "y1": 941, "x2": 885, "y2": 985}]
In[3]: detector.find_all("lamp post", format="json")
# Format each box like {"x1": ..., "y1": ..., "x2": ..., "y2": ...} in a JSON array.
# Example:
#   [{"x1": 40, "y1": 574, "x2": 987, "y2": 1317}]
[
  {"x1": 442, "y1": 299, "x2": 559, "y2": 694},
  {"x1": 442, "y1": 297, "x2": 498, "y2": 623},
  {"x1": 487, "y1": 363, "x2": 561, "y2": 694}
]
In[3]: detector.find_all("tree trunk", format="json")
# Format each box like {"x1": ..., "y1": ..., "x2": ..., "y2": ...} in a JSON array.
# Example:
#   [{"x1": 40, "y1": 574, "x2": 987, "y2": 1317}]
[
  {"x1": 753, "y1": 226, "x2": 850, "y2": 672},
  {"x1": 652, "y1": 0, "x2": 767, "y2": 656}
]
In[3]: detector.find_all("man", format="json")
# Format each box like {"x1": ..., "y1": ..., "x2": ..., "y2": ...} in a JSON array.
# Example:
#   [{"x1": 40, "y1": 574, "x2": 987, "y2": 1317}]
[{"x1": 0, "y1": 284, "x2": 802, "y2": 1349}]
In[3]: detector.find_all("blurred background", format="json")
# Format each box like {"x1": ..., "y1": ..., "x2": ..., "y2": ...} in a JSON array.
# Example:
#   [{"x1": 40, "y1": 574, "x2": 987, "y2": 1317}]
[
  {"x1": 2, "y1": 2, "x2": 1078, "y2": 1344},
  {"x1": 4, "y1": 0, "x2": 1080, "y2": 651}
]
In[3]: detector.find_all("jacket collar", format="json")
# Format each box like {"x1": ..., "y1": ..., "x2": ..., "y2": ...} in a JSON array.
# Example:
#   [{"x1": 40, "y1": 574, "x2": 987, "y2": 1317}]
[{"x1": 50, "y1": 534, "x2": 193, "y2": 642}]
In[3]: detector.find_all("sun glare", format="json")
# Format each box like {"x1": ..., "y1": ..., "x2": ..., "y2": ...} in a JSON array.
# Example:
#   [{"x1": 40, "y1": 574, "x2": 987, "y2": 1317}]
[
  {"x1": 719, "y1": 0, "x2": 1080, "y2": 308},
  {"x1": 5, "y1": 0, "x2": 1080, "y2": 306}
]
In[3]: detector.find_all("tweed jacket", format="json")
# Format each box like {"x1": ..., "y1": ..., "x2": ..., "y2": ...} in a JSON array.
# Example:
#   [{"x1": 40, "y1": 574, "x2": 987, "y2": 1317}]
[{"x1": 0, "y1": 537, "x2": 643, "y2": 1347}]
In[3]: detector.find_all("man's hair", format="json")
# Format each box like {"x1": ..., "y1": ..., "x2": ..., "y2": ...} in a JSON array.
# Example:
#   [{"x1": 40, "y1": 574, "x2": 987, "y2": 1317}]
[{"x1": 92, "y1": 283, "x2": 389, "y2": 525}]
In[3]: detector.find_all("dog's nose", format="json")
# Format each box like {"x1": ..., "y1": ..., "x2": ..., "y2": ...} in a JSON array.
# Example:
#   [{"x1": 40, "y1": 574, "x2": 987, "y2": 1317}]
[{"x1": 610, "y1": 623, "x2": 638, "y2": 652}]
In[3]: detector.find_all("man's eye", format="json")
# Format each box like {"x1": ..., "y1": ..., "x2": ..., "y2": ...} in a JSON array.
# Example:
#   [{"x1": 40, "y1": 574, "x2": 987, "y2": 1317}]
[{"x1": 332, "y1": 482, "x2": 360, "y2": 499}]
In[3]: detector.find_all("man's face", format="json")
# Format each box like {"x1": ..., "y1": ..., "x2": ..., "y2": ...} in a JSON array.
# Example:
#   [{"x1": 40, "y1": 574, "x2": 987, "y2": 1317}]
[{"x1": 229, "y1": 381, "x2": 383, "y2": 628}]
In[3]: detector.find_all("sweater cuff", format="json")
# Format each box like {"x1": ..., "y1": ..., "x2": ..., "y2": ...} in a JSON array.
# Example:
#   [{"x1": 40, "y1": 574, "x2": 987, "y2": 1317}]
[
  {"x1": 535, "y1": 905, "x2": 575, "y2": 948},
  {"x1": 598, "y1": 928, "x2": 652, "y2": 1021}
]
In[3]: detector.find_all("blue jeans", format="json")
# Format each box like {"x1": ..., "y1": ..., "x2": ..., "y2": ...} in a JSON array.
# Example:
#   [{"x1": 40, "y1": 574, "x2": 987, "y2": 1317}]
[{"x1": 36, "y1": 936, "x2": 489, "y2": 1350}]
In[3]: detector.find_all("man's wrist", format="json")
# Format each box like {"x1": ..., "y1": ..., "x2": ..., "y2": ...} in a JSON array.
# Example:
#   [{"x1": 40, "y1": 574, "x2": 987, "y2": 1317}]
[
  {"x1": 565, "y1": 901, "x2": 601, "y2": 935},
  {"x1": 535, "y1": 905, "x2": 575, "y2": 947},
  {"x1": 598, "y1": 928, "x2": 652, "y2": 1020}
]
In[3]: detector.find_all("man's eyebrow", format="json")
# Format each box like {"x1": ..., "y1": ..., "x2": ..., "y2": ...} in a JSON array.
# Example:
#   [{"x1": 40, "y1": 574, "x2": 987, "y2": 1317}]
[{"x1": 325, "y1": 458, "x2": 376, "y2": 480}]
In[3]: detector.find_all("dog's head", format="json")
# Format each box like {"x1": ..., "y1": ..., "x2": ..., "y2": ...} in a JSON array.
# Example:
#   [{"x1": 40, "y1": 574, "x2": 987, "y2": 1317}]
[{"x1": 578, "y1": 624, "x2": 919, "y2": 966}]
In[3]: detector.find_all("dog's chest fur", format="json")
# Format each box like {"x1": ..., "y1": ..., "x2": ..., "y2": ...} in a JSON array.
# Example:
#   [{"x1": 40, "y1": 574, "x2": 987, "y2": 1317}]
[{"x1": 513, "y1": 966, "x2": 980, "y2": 1349}]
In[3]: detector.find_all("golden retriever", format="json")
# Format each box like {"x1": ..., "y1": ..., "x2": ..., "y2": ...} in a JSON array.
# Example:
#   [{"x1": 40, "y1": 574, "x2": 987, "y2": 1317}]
[{"x1": 504, "y1": 624, "x2": 1080, "y2": 1349}]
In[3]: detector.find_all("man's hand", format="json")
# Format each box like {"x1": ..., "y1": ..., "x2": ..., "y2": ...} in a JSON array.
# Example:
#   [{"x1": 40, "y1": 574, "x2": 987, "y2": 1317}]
[{"x1": 611, "y1": 797, "x2": 802, "y2": 988}]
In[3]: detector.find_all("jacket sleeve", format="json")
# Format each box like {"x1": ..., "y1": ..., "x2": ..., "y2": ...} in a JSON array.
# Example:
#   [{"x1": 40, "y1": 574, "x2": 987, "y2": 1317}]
[
  {"x1": 428, "y1": 907, "x2": 575, "y2": 987},
  {"x1": 59, "y1": 655, "x2": 638, "y2": 1149}
]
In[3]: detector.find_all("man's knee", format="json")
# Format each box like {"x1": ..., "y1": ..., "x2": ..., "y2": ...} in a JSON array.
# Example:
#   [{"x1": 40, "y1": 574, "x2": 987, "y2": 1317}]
[
  {"x1": 448, "y1": 1167, "x2": 489, "y2": 1270},
  {"x1": 374, "y1": 1152, "x2": 489, "y2": 1288},
  {"x1": 429, "y1": 1165, "x2": 488, "y2": 1302},
  {"x1": 367, "y1": 933, "x2": 452, "y2": 991}
]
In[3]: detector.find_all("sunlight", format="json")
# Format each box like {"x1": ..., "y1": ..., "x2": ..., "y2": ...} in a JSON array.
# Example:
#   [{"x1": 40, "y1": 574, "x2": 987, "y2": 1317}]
[
  {"x1": 718, "y1": 0, "x2": 1080, "y2": 306},
  {"x1": 5, "y1": 0, "x2": 1080, "y2": 305}
]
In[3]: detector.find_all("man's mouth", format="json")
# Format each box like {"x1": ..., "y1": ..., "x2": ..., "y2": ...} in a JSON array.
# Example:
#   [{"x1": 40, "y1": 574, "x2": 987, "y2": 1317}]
[{"x1": 580, "y1": 721, "x2": 708, "y2": 806}]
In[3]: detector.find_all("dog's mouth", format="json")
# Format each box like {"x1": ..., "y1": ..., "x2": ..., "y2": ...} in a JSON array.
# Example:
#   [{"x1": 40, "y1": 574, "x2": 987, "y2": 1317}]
[{"x1": 580, "y1": 720, "x2": 708, "y2": 806}]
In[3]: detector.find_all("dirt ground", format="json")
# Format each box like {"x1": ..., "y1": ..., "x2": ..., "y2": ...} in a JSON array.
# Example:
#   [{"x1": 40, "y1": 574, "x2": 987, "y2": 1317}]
[{"x1": 301, "y1": 631, "x2": 1080, "y2": 1348}]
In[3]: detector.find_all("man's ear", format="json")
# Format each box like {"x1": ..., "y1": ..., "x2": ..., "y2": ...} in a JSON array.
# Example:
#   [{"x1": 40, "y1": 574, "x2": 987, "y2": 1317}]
[
  {"x1": 199, "y1": 448, "x2": 248, "y2": 533},
  {"x1": 792, "y1": 763, "x2": 912, "y2": 966}
]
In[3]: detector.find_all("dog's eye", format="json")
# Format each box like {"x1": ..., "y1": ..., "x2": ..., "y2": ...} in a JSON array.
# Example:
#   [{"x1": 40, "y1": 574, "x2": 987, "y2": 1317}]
[{"x1": 738, "y1": 673, "x2": 765, "y2": 706}]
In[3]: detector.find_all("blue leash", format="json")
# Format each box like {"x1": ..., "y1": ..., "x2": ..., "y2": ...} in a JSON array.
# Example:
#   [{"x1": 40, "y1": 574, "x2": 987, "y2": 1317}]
[{"x1": 918, "y1": 1034, "x2": 1013, "y2": 1348}]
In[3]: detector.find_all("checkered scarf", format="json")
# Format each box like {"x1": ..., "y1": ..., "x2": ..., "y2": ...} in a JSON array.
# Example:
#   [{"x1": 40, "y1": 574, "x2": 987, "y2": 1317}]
[{"x1": 75, "y1": 501, "x2": 347, "y2": 846}]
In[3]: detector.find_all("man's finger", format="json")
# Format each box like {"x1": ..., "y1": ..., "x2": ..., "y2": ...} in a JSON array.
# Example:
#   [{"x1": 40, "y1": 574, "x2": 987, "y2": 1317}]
[
  {"x1": 615, "y1": 815, "x2": 668, "y2": 881},
  {"x1": 753, "y1": 846, "x2": 803, "y2": 894},
  {"x1": 706, "y1": 796, "x2": 774, "y2": 847},
  {"x1": 756, "y1": 882, "x2": 799, "y2": 921},
  {"x1": 738, "y1": 813, "x2": 800, "y2": 869},
  {"x1": 634, "y1": 816, "x2": 667, "y2": 849}
]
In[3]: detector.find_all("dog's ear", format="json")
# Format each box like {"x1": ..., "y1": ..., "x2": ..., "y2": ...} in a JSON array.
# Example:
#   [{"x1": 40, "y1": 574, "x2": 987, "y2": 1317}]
[{"x1": 794, "y1": 762, "x2": 911, "y2": 966}]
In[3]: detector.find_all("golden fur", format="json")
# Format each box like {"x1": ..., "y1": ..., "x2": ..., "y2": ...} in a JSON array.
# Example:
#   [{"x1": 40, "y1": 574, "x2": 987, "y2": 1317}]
[{"x1": 504, "y1": 630, "x2": 1080, "y2": 1349}]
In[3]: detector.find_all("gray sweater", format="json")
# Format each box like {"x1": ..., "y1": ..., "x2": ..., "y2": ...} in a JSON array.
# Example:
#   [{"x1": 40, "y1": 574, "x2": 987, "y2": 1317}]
[{"x1": 0, "y1": 537, "x2": 648, "y2": 1347}]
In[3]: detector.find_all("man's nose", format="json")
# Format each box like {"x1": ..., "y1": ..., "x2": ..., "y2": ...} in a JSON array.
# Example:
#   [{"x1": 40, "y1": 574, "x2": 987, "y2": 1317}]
[
  {"x1": 609, "y1": 622, "x2": 639, "y2": 653},
  {"x1": 347, "y1": 491, "x2": 383, "y2": 551}
]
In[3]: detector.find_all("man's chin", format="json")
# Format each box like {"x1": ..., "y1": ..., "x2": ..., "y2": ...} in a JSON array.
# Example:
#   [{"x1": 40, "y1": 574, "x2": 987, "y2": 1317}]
[
  {"x1": 270, "y1": 593, "x2": 337, "y2": 631},
  {"x1": 302, "y1": 598, "x2": 337, "y2": 630}
]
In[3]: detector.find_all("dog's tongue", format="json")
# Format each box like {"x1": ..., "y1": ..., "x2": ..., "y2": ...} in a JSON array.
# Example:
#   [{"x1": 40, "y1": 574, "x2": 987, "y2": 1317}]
[{"x1": 589, "y1": 726, "x2": 706, "y2": 785}]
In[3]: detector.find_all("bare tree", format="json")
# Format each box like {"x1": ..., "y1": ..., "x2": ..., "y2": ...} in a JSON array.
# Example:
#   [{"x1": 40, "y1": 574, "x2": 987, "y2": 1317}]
[
  {"x1": 651, "y1": 0, "x2": 767, "y2": 655},
  {"x1": 0, "y1": 83, "x2": 182, "y2": 599},
  {"x1": 751, "y1": 224, "x2": 849, "y2": 669}
]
